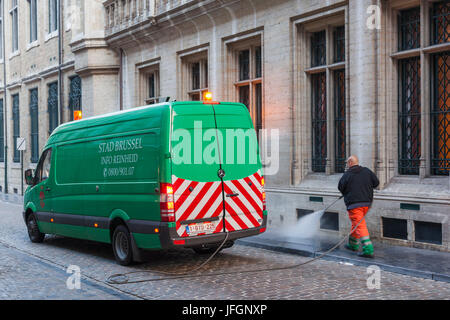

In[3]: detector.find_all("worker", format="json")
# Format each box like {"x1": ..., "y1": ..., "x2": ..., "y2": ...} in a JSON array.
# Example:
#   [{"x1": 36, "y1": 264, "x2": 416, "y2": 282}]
[{"x1": 338, "y1": 155, "x2": 379, "y2": 258}]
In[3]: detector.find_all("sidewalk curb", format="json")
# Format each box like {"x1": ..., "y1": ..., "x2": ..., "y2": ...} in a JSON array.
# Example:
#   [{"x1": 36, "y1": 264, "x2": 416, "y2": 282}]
[{"x1": 237, "y1": 238, "x2": 450, "y2": 284}]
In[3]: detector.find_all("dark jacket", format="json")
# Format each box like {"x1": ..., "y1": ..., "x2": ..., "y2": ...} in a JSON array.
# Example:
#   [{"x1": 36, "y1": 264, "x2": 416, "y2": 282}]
[{"x1": 338, "y1": 165, "x2": 379, "y2": 210}]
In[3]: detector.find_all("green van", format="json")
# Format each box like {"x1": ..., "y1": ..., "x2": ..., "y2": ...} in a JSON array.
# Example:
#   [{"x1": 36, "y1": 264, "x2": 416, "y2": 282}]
[{"x1": 23, "y1": 101, "x2": 267, "y2": 265}]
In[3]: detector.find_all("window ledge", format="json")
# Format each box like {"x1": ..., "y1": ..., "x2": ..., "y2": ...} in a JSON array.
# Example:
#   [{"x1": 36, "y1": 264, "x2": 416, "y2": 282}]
[
  {"x1": 45, "y1": 30, "x2": 59, "y2": 43},
  {"x1": 9, "y1": 50, "x2": 20, "y2": 60},
  {"x1": 304, "y1": 65, "x2": 327, "y2": 74},
  {"x1": 423, "y1": 42, "x2": 450, "y2": 54},
  {"x1": 390, "y1": 48, "x2": 421, "y2": 59},
  {"x1": 26, "y1": 40, "x2": 40, "y2": 52},
  {"x1": 381, "y1": 176, "x2": 450, "y2": 201},
  {"x1": 10, "y1": 162, "x2": 21, "y2": 169},
  {"x1": 294, "y1": 173, "x2": 343, "y2": 192}
]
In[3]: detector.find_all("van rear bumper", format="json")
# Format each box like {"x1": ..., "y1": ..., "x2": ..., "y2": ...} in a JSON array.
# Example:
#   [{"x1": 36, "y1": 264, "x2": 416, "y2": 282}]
[{"x1": 160, "y1": 215, "x2": 267, "y2": 249}]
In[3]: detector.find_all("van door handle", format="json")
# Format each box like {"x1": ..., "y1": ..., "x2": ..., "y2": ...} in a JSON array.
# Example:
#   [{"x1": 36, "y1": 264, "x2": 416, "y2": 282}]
[
  {"x1": 226, "y1": 193, "x2": 239, "y2": 198},
  {"x1": 45, "y1": 187, "x2": 51, "y2": 192}
]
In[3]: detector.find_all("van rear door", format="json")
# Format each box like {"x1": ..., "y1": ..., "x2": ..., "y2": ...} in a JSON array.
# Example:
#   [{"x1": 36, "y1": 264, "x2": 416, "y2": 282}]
[
  {"x1": 171, "y1": 103, "x2": 224, "y2": 238},
  {"x1": 211, "y1": 103, "x2": 264, "y2": 232}
]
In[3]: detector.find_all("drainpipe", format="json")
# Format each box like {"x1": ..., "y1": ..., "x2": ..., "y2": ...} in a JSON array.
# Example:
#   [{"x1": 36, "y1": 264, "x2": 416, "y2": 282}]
[
  {"x1": 2, "y1": 0, "x2": 8, "y2": 194},
  {"x1": 119, "y1": 48, "x2": 124, "y2": 111},
  {"x1": 58, "y1": 0, "x2": 64, "y2": 124}
]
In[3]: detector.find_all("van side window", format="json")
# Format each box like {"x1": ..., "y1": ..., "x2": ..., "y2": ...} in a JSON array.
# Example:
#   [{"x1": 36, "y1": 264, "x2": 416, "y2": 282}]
[{"x1": 34, "y1": 149, "x2": 52, "y2": 184}]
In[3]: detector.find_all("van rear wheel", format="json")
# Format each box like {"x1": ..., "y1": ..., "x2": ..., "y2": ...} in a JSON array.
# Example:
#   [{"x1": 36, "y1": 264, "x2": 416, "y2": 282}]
[
  {"x1": 26, "y1": 213, "x2": 45, "y2": 243},
  {"x1": 112, "y1": 225, "x2": 133, "y2": 266}
]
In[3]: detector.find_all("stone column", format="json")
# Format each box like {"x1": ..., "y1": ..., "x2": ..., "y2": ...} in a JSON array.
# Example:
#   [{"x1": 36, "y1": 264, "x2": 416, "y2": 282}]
[
  {"x1": 348, "y1": 0, "x2": 378, "y2": 170},
  {"x1": 69, "y1": 0, "x2": 120, "y2": 117}
]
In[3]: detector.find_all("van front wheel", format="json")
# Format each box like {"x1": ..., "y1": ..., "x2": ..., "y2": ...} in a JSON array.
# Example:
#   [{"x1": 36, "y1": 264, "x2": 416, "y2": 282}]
[
  {"x1": 26, "y1": 213, "x2": 45, "y2": 243},
  {"x1": 112, "y1": 225, "x2": 133, "y2": 266}
]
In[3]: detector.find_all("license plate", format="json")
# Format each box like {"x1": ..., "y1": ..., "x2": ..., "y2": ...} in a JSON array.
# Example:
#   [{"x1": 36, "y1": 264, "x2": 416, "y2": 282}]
[{"x1": 186, "y1": 222, "x2": 215, "y2": 236}]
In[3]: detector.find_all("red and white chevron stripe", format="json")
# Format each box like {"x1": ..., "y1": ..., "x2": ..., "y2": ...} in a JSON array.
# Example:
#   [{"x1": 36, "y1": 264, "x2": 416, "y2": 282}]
[
  {"x1": 223, "y1": 170, "x2": 264, "y2": 232},
  {"x1": 172, "y1": 170, "x2": 264, "y2": 237},
  {"x1": 172, "y1": 177, "x2": 224, "y2": 237}
]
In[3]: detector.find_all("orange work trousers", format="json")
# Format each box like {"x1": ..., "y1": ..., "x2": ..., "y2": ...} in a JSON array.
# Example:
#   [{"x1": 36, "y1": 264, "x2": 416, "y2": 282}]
[{"x1": 347, "y1": 206, "x2": 370, "y2": 239}]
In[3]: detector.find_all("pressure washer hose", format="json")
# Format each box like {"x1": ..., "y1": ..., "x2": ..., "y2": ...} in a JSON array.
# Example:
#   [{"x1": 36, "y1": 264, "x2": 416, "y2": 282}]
[{"x1": 106, "y1": 195, "x2": 370, "y2": 285}]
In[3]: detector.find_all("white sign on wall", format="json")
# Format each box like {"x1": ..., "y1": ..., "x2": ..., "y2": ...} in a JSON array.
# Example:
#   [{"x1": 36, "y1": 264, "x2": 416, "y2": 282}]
[{"x1": 16, "y1": 137, "x2": 26, "y2": 151}]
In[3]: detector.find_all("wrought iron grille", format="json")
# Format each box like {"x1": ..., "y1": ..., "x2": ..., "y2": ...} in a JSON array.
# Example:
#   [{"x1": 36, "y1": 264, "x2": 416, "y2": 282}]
[
  {"x1": 69, "y1": 76, "x2": 82, "y2": 121},
  {"x1": 334, "y1": 70, "x2": 346, "y2": 173},
  {"x1": 334, "y1": 26, "x2": 345, "y2": 63},
  {"x1": 311, "y1": 73, "x2": 327, "y2": 173},
  {"x1": 398, "y1": 7, "x2": 421, "y2": 51},
  {"x1": 0, "y1": 99, "x2": 4, "y2": 162},
  {"x1": 29, "y1": 88, "x2": 39, "y2": 163},
  {"x1": 12, "y1": 94, "x2": 20, "y2": 163},
  {"x1": 311, "y1": 30, "x2": 326, "y2": 67},
  {"x1": 432, "y1": 1, "x2": 450, "y2": 45},
  {"x1": 399, "y1": 57, "x2": 421, "y2": 175},
  {"x1": 431, "y1": 51, "x2": 450, "y2": 176},
  {"x1": 48, "y1": 82, "x2": 58, "y2": 133}
]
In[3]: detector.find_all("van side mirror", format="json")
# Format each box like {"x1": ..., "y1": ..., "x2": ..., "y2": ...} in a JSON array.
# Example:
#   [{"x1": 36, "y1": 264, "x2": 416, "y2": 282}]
[{"x1": 25, "y1": 169, "x2": 34, "y2": 186}]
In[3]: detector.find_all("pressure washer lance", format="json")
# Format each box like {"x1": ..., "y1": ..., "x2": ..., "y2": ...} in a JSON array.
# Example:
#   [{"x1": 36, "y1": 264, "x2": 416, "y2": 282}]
[{"x1": 107, "y1": 195, "x2": 370, "y2": 285}]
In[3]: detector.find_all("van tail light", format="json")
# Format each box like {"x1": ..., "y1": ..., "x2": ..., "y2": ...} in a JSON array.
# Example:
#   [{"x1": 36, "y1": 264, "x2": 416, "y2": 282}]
[
  {"x1": 160, "y1": 183, "x2": 175, "y2": 222},
  {"x1": 261, "y1": 176, "x2": 266, "y2": 211}
]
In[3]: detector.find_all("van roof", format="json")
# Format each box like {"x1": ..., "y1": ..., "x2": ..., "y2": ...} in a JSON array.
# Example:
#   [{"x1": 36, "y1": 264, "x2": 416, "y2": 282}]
[{"x1": 45, "y1": 101, "x2": 245, "y2": 147}]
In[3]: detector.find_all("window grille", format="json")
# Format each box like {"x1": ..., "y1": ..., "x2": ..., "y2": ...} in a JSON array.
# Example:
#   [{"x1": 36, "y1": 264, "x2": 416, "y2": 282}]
[
  {"x1": 48, "y1": 82, "x2": 58, "y2": 133},
  {"x1": 311, "y1": 31, "x2": 326, "y2": 67},
  {"x1": 311, "y1": 72, "x2": 327, "y2": 172},
  {"x1": 398, "y1": 7, "x2": 420, "y2": 51},
  {"x1": 29, "y1": 89, "x2": 39, "y2": 163},
  {"x1": 334, "y1": 70, "x2": 346, "y2": 173},
  {"x1": 399, "y1": 57, "x2": 421, "y2": 175},
  {"x1": 432, "y1": 1, "x2": 450, "y2": 45},
  {"x1": 431, "y1": 51, "x2": 450, "y2": 176}
]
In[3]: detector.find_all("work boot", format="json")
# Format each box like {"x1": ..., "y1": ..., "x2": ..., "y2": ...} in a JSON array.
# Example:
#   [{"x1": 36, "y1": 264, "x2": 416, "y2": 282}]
[
  {"x1": 345, "y1": 236, "x2": 359, "y2": 252},
  {"x1": 358, "y1": 237, "x2": 374, "y2": 258}
]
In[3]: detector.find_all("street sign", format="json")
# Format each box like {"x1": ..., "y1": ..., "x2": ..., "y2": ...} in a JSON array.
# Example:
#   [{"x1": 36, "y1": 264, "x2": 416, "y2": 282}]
[{"x1": 16, "y1": 137, "x2": 26, "y2": 151}]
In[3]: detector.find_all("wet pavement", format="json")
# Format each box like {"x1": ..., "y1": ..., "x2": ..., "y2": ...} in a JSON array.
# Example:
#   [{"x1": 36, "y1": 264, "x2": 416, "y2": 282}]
[
  {"x1": 1, "y1": 198, "x2": 449, "y2": 299},
  {"x1": 238, "y1": 230, "x2": 450, "y2": 282}
]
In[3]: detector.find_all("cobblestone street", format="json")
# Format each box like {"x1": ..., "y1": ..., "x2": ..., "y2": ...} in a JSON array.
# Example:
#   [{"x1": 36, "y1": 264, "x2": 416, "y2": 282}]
[{"x1": 0, "y1": 201, "x2": 449, "y2": 300}]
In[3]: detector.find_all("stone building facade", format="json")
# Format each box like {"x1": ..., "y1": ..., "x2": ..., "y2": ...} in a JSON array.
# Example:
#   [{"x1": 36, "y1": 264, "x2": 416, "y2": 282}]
[{"x1": 0, "y1": 0, "x2": 449, "y2": 251}]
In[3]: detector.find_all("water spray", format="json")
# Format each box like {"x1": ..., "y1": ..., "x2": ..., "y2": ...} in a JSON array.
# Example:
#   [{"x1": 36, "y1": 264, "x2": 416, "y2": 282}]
[{"x1": 106, "y1": 195, "x2": 372, "y2": 285}]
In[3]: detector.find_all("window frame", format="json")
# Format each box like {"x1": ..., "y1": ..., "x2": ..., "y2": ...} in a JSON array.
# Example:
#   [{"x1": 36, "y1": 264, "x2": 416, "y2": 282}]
[
  {"x1": 232, "y1": 43, "x2": 263, "y2": 133},
  {"x1": 48, "y1": 0, "x2": 58, "y2": 34},
  {"x1": 29, "y1": 88, "x2": 39, "y2": 163},
  {"x1": 136, "y1": 61, "x2": 160, "y2": 105},
  {"x1": 0, "y1": 0, "x2": 4, "y2": 60},
  {"x1": 390, "y1": 0, "x2": 450, "y2": 177},
  {"x1": 12, "y1": 93, "x2": 20, "y2": 163},
  {"x1": 47, "y1": 81, "x2": 58, "y2": 134},
  {"x1": 10, "y1": 0, "x2": 19, "y2": 53},
  {"x1": 179, "y1": 49, "x2": 209, "y2": 102},
  {"x1": 28, "y1": 0, "x2": 38, "y2": 43},
  {"x1": 68, "y1": 75, "x2": 81, "y2": 121},
  {"x1": 302, "y1": 22, "x2": 347, "y2": 175}
]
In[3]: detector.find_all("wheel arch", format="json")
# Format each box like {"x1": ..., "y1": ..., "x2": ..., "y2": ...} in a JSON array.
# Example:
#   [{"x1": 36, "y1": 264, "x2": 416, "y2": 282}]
[{"x1": 24, "y1": 202, "x2": 37, "y2": 222}]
